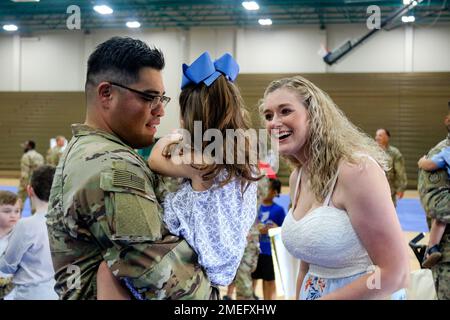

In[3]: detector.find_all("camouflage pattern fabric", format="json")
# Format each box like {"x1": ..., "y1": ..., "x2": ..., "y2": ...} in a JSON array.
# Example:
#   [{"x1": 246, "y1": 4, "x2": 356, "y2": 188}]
[
  {"x1": 46, "y1": 146, "x2": 64, "y2": 167},
  {"x1": 18, "y1": 149, "x2": 44, "y2": 210},
  {"x1": 233, "y1": 177, "x2": 268, "y2": 299},
  {"x1": 385, "y1": 145, "x2": 408, "y2": 205},
  {"x1": 47, "y1": 124, "x2": 214, "y2": 300},
  {"x1": 418, "y1": 135, "x2": 450, "y2": 300},
  {"x1": 162, "y1": 176, "x2": 182, "y2": 193},
  {"x1": 0, "y1": 277, "x2": 14, "y2": 300},
  {"x1": 432, "y1": 262, "x2": 450, "y2": 300},
  {"x1": 234, "y1": 222, "x2": 259, "y2": 300}
]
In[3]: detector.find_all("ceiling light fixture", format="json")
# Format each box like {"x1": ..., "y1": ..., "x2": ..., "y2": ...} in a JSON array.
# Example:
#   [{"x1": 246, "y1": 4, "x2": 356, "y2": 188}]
[
  {"x1": 3, "y1": 24, "x2": 18, "y2": 31},
  {"x1": 94, "y1": 5, "x2": 113, "y2": 15},
  {"x1": 126, "y1": 21, "x2": 141, "y2": 28},
  {"x1": 258, "y1": 18, "x2": 272, "y2": 26},
  {"x1": 401, "y1": 15, "x2": 415, "y2": 22},
  {"x1": 242, "y1": 1, "x2": 260, "y2": 11}
]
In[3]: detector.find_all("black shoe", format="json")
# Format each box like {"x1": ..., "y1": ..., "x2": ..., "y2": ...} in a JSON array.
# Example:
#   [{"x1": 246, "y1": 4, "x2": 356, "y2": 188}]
[
  {"x1": 253, "y1": 294, "x2": 260, "y2": 300},
  {"x1": 222, "y1": 295, "x2": 233, "y2": 300},
  {"x1": 421, "y1": 244, "x2": 442, "y2": 269}
]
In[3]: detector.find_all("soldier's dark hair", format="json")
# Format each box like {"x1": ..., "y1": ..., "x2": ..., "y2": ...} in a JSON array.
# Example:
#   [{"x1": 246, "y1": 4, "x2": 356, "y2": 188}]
[
  {"x1": 85, "y1": 37, "x2": 165, "y2": 90},
  {"x1": 0, "y1": 190, "x2": 18, "y2": 206},
  {"x1": 269, "y1": 178, "x2": 282, "y2": 195},
  {"x1": 30, "y1": 165, "x2": 55, "y2": 202},
  {"x1": 28, "y1": 140, "x2": 36, "y2": 149},
  {"x1": 378, "y1": 128, "x2": 390, "y2": 137}
]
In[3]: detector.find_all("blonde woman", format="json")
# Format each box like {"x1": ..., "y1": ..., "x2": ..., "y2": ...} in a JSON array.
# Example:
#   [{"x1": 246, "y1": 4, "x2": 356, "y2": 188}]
[{"x1": 261, "y1": 76, "x2": 409, "y2": 300}]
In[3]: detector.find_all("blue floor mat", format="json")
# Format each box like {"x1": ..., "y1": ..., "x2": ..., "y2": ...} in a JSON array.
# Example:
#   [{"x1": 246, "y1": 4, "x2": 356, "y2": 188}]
[
  {"x1": 0, "y1": 185, "x2": 31, "y2": 218},
  {"x1": 274, "y1": 194, "x2": 429, "y2": 233},
  {"x1": 396, "y1": 198, "x2": 429, "y2": 233}
]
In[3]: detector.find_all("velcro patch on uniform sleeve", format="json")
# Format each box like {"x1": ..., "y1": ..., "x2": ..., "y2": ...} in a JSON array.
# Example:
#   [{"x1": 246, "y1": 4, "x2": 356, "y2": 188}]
[
  {"x1": 113, "y1": 169, "x2": 146, "y2": 193},
  {"x1": 113, "y1": 192, "x2": 162, "y2": 241}
]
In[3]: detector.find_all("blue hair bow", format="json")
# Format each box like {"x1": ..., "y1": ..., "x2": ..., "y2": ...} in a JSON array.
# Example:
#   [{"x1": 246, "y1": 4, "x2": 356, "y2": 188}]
[{"x1": 181, "y1": 51, "x2": 239, "y2": 89}]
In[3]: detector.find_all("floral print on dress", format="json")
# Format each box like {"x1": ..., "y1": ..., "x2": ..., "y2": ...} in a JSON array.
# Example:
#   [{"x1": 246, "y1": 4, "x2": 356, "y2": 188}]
[{"x1": 304, "y1": 274, "x2": 327, "y2": 300}]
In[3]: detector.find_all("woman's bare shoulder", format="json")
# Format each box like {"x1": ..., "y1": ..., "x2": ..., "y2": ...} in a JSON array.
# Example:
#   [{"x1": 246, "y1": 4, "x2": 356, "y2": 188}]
[{"x1": 338, "y1": 157, "x2": 383, "y2": 187}]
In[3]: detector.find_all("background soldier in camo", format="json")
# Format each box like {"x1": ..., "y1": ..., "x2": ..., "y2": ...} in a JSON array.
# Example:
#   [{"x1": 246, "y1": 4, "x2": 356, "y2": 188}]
[
  {"x1": 375, "y1": 128, "x2": 408, "y2": 206},
  {"x1": 234, "y1": 222, "x2": 260, "y2": 300},
  {"x1": 46, "y1": 136, "x2": 65, "y2": 167},
  {"x1": 18, "y1": 140, "x2": 44, "y2": 213},
  {"x1": 233, "y1": 176, "x2": 268, "y2": 299},
  {"x1": 418, "y1": 103, "x2": 450, "y2": 300},
  {"x1": 46, "y1": 37, "x2": 215, "y2": 300}
]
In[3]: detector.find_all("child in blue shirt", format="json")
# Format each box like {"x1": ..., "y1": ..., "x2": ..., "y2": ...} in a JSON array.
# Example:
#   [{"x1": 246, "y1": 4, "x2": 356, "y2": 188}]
[
  {"x1": 418, "y1": 148, "x2": 450, "y2": 268},
  {"x1": 251, "y1": 178, "x2": 286, "y2": 300}
]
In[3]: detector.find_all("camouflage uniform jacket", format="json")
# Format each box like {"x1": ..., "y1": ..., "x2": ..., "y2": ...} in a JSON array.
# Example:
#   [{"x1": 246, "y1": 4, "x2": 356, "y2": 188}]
[
  {"x1": 385, "y1": 145, "x2": 408, "y2": 195},
  {"x1": 418, "y1": 135, "x2": 450, "y2": 263},
  {"x1": 47, "y1": 124, "x2": 213, "y2": 300},
  {"x1": 46, "y1": 146, "x2": 63, "y2": 167},
  {"x1": 20, "y1": 149, "x2": 44, "y2": 186}
]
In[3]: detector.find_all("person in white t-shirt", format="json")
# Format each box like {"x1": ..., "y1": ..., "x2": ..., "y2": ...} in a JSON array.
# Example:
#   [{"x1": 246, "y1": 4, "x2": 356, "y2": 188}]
[{"x1": 0, "y1": 165, "x2": 58, "y2": 300}]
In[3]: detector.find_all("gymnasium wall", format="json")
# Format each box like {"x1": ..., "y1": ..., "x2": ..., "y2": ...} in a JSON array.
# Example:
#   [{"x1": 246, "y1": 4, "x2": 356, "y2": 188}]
[
  {"x1": 0, "y1": 92, "x2": 85, "y2": 173},
  {"x1": 0, "y1": 72, "x2": 448, "y2": 189}
]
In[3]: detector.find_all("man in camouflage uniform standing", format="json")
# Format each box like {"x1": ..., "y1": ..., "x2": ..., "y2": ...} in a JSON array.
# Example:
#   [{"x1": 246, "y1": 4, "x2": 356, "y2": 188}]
[
  {"x1": 47, "y1": 37, "x2": 214, "y2": 300},
  {"x1": 46, "y1": 136, "x2": 65, "y2": 167},
  {"x1": 18, "y1": 140, "x2": 44, "y2": 213},
  {"x1": 375, "y1": 128, "x2": 408, "y2": 206},
  {"x1": 418, "y1": 103, "x2": 450, "y2": 300}
]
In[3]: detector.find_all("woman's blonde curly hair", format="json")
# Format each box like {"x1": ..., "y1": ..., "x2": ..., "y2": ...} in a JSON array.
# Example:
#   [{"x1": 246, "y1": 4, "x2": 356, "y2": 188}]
[{"x1": 262, "y1": 75, "x2": 388, "y2": 202}]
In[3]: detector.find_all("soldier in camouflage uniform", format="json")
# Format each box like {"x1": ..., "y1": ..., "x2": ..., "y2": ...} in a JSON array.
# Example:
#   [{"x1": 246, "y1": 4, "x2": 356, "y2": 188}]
[
  {"x1": 233, "y1": 222, "x2": 260, "y2": 299},
  {"x1": 46, "y1": 37, "x2": 214, "y2": 300},
  {"x1": 18, "y1": 140, "x2": 44, "y2": 213},
  {"x1": 46, "y1": 136, "x2": 65, "y2": 167},
  {"x1": 233, "y1": 176, "x2": 268, "y2": 299},
  {"x1": 417, "y1": 105, "x2": 450, "y2": 300},
  {"x1": 375, "y1": 128, "x2": 408, "y2": 206}
]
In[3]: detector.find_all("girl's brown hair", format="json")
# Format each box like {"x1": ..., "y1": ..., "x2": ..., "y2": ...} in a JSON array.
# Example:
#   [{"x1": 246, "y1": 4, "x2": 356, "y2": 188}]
[{"x1": 179, "y1": 75, "x2": 260, "y2": 188}]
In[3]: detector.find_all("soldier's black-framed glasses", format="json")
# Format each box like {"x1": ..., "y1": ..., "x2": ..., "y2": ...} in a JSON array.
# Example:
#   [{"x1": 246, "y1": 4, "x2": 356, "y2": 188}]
[{"x1": 109, "y1": 81, "x2": 171, "y2": 109}]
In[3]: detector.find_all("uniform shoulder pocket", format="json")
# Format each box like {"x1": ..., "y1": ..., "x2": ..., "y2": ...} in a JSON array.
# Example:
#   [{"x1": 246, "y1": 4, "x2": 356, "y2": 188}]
[{"x1": 100, "y1": 163, "x2": 163, "y2": 242}]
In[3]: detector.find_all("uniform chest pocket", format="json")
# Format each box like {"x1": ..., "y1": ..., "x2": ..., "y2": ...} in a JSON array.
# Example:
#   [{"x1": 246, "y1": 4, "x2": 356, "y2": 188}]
[{"x1": 101, "y1": 170, "x2": 163, "y2": 242}]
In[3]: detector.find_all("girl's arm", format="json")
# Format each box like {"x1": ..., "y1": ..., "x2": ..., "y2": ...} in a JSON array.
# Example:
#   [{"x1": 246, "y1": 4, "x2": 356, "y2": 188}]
[
  {"x1": 96, "y1": 261, "x2": 130, "y2": 300},
  {"x1": 148, "y1": 135, "x2": 199, "y2": 179},
  {"x1": 320, "y1": 159, "x2": 409, "y2": 300},
  {"x1": 418, "y1": 156, "x2": 439, "y2": 171}
]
